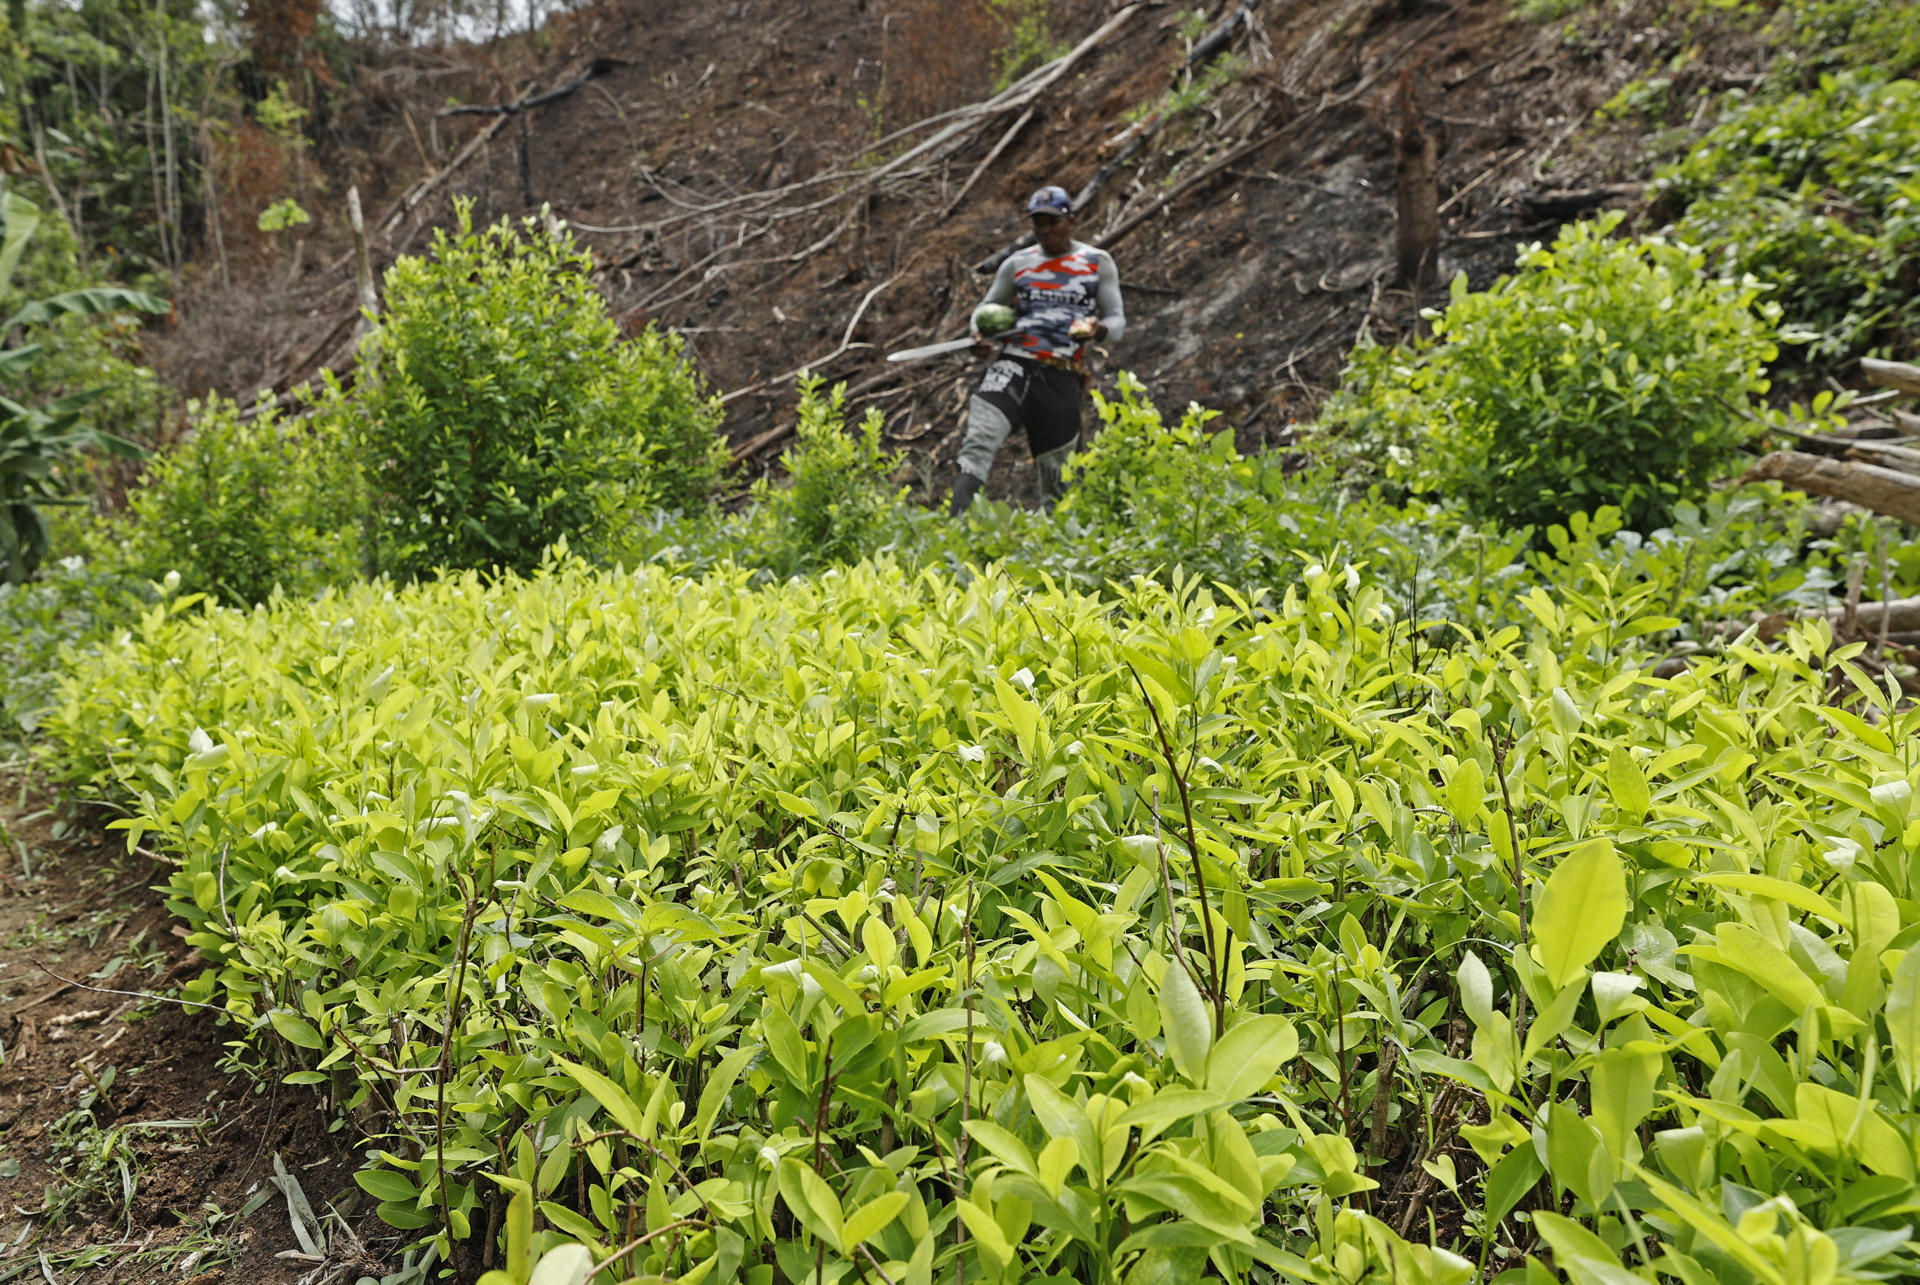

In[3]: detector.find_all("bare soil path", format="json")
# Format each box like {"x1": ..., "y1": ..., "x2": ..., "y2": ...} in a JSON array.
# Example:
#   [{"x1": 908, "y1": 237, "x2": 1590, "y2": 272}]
[{"x1": 0, "y1": 772, "x2": 377, "y2": 1285}]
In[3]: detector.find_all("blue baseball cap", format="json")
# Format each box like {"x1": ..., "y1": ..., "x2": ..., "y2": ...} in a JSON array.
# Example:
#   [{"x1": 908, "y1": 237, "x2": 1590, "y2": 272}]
[{"x1": 1026, "y1": 185, "x2": 1072, "y2": 216}]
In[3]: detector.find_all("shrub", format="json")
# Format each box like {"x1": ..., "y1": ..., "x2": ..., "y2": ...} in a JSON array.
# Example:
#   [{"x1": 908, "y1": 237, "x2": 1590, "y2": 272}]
[
  {"x1": 0, "y1": 556, "x2": 146, "y2": 749},
  {"x1": 122, "y1": 395, "x2": 361, "y2": 606},
  {"x1": 743, "y1": 375, "x2": 906, "y2": 575},
  {"x1": 1322, "y1": 214, "x2": 1780, "y2": 533},
  {"x1": 46, "y1": 546, "x2": 1920, "y2": 1283},
  {"x1": 347, "y1": 202, "x2": 724, "y2": 580},
  {"x1": 1657, "y1": 71, "x2": 1920, "y2": 360},
  {"x1": 1764, "y1": 0, "x2": 1920, "y2": 78}
]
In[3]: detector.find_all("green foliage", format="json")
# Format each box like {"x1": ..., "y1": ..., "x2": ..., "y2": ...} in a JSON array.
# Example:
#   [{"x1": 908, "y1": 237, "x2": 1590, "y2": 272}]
[
  {"x1": 0, "y1": 554, "x2": 145, "y2": 749},
  {"x1": 13, "y1": 0, "x2": 242, "y2": 280},
  {"x1": 1658, "y1": 71, "x2": 1920, "y2": 360},
  {"x1": 47, "y1": 532, "x2": 1920, "y2": 1282},
  {"x1": 344, "y1": 202, "x2": 725, "y2": 580},
  {"x1": 740, "y1": 375, "x2": 904, "y2": 577},
  {"x1": 1763, "y1": 0, "x2": 1920, "y2": 79},
  {"x1": 1322, "y1": 214, "x2": 1780, "y2": 533},
  {"x1": 1511, "y1": 0, "x2": 1587, "y2": 19},
  {"x1": 987, "y1": 0, "x2": 1067, "y2": 91},
  {"x1": 255, "y1": 198, "x2": 310, "y2": 233},
  {"x1": 121, "y1": 396, "x2": 361, "y2": 606},
  {"x1": 0, "y1": 190, "x2": 168, "y2": 584}
]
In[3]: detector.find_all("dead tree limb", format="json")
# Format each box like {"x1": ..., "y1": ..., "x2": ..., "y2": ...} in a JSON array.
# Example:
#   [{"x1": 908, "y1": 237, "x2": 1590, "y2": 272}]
[
  {"x1": 718, "y1": 275, "x2": 900, "y2": 405},
  {"x1": 939, "y1": 107, "x2": 1035, "y2": 221},
  {"x1": 1187, "y1": 0, "x2": 1260, "y2": 67},
  {"x1": 435, "y1": 57, "x2": 627, "y2": 116},
  {"x1": 1862, "y1": 357, "x2": 1920, "y2": 397},
  {"x1": 1743, "y1": 450, "x2": 1920, "y2": 525},
  {"x1": 1847, "y1": 440, "x2": 1920, "y2": 477}
]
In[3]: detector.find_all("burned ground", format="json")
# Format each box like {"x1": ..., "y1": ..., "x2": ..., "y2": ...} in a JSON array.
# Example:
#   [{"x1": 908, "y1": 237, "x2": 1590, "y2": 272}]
[{"x1": 149, "y1": 0, "x2": 1760, "y2": 505}]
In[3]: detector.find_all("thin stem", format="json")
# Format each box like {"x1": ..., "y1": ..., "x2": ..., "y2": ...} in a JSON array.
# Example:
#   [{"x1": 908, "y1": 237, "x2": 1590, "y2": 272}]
[{"x1": 1128, "y1": 663, "x2": 1224, "y2": 1034}]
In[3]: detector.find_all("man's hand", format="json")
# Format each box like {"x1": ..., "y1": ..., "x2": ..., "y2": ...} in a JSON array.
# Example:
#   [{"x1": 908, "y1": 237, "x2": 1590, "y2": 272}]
[
  {"x1": 970, "y1": 329, "x2": 995, "y2": 356},
  {"x1": 1069, "y1": 318, "x2": 1105, "y2": 342}
]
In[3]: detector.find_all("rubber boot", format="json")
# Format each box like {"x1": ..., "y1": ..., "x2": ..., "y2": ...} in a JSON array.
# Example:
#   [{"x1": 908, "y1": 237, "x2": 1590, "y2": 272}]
[{"x1": 950, "y1": 472, "x2": 983, "y2": 517}]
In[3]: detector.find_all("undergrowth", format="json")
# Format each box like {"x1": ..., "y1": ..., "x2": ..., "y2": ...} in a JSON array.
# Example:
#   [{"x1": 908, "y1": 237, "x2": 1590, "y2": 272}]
[{"x1": 45, "y1": 536, "x2": 1920, "y2": 1283}]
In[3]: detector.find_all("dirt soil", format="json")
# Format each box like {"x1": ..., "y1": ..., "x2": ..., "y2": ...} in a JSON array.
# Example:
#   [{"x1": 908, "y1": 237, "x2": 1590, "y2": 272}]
[
  {"x1": 0, "y1": 774, "x2": 387, "y2": 1284},
  {"x1": 149, "y1": 0, "x2": 1769, "y2": 506}
]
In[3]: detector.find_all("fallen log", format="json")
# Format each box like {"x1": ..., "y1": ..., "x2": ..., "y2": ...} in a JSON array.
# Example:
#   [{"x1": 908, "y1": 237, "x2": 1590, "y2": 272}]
[
  {"x1": 1743, "y1": 450, "x2": 1920, "y2": 526},
  {"x1": 435, "y1": 57, "x2": 626, "y2": 116},
  {"x1": 1846, "y1": 439, "x2": 1920, "y2": 476},
  {"x1": 1517, "y1": 184, "x2": 1641, "y2": 222},
  {"x1": 1187, "y1": 0, "x2": 1260, "y2": 67},
  {"x1": 1863, "y1": 357, "x2": 1920, "y2": 397}
]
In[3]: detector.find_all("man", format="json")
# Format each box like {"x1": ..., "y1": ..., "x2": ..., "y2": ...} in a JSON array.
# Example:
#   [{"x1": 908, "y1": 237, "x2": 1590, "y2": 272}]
[{"x1": 950, "y1": 185, "x2": 1126, "y2": 515}]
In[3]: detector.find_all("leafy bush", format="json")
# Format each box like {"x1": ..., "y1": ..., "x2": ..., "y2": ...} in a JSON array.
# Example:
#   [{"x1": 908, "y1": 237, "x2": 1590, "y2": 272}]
[
  {"x1": 1764, "y1": 0, "x2": 1920, "y2": 78},
  {"x1": 347, "y1": 202, "x2": 724, "y2": 580},
  {"x1": 48, "y1": 543, "x2": 1920, "y2": 1282},
  {"x1": 0, "y1": 556, "x2": 145, "y2": 750},
  {"x1": 0, "y1": 188, "x2": 169, "y2": 583},
  {"x1": 740, "y1": 375, "x2": 906, "y2": 576},
  {"x1": 1658, "y1": 71, "x2": 1920, "y2": 360},
  {"x1": 120, "y1": 396, "x2": 362, "y2": 606},
  {"x1": 1322, "y1": 214, "x2": 1780, "y2": 533}
]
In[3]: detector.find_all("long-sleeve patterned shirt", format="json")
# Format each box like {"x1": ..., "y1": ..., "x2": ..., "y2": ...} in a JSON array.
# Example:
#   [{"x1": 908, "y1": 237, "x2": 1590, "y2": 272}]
[{"x1": 979, "y1": 240, "x2": 1127, "y2": 362}]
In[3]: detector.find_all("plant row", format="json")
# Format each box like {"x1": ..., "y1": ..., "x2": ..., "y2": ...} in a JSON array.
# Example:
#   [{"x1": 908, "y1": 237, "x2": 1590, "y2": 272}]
[{"x1": 42, "y1": 549, "x2": 1920, "y2": 1283}]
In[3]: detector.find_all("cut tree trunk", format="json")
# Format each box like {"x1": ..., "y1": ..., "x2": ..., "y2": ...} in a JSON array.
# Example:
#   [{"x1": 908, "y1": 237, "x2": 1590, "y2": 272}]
[
  {"x1": 1394, "y1": 70, "x2": 1439, "y2": 294},
  {"x1": 1847, "y1": 440, "x2": 1920, "y2": 476},
  {"x1": 1862, "y1": 357, "x2": 1920, "y2": 397},
  {"x1": 1743, "y1": 451, "x2": 1920, "y2": 525}
]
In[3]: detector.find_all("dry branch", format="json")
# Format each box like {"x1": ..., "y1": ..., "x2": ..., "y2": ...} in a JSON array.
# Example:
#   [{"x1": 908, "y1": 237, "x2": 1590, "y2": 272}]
[
  {"x1": 1187, "y1": 0, "x2": 1261, "y2": 67},
  {"x1": 718, "y1": 275, "x2": 900, "y2": 405},
  {"x1": 940, "y1": 107, "x2": 1035, "y2": 221},
  {"x1": 1743, "y1": 451, "x2": 1920, "y2": 525},
  {"x1": 1846, "y1": 440, "x2": 1920, "y2": 477},
  {"x1": 348, "y1": 186, "x2": 378, "y2": 334},
  {"x1": 1862, "y1": 357, "x2": 1920, "y2": 397},
  {"x1": 435, "y1": 57, "x2": 626, "y2": 116}
]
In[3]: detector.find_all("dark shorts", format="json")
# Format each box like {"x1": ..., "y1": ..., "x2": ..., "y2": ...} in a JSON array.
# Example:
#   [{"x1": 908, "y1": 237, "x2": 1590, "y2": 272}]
[{"x1": 976, "y1": 357, "x2": 1085, "y2": 457}]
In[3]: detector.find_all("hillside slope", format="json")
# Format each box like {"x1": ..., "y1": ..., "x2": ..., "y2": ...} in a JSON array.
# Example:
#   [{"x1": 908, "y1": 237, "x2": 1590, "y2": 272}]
[{"x1": 156, "y1": 0, "x2": 1752, "y2": 502}]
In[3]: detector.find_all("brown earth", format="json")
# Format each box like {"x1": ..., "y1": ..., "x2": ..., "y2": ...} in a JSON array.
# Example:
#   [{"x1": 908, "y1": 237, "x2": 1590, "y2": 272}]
[
  {"x1": 0, "y1": 774, "x2": 386, "y2": 1284},
  {"x1": 148, "y1": 0, "x2": 1776, "y2": 505}
]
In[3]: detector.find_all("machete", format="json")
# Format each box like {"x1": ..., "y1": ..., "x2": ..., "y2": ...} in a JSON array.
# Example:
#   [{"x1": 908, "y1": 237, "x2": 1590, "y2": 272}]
[{"x1": 886, "y1": 329, "x2": 1018, "y2": 363}]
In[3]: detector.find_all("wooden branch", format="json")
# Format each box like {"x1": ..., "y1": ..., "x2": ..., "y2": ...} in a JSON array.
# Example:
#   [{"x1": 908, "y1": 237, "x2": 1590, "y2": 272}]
[
  {"x1": 374, "y1": 107, "x2": 517, "y2": 238},
  {"x1": 1862, "y1": 357, "x2": 1920, "y2": 397},
  {"x1": 1394, "y1": 70, "x2": 1438, "y2": 293},
  {"x1": 718, "y1": 275, "x2": 900, "y2": 405},
  {"x1": 1823, "y1": 597, "x2": 1920, "y2": 634},
  {"x1": 1517, "y1": 185, "x2": 1641, "y2": 222},
  {"x1": 435, "y1": 57, "x2": 626, "y2": 117},
  {"x1": 939, "y1": 106, "x2": 1034, "y2": 221},
  {"x1": 1743, "y1": 450, "x2": 1920, "y2": 525},
  {"x1": 1846, "y1": 439, "x2": 1920, "y2": 477},
  {"x1": 1187, "y1": 0, "x2": 1260, "y2": 67}
]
